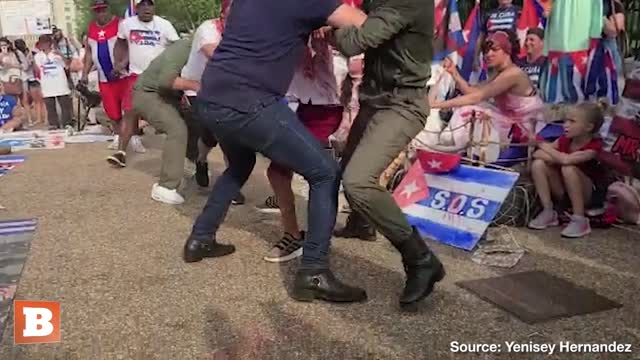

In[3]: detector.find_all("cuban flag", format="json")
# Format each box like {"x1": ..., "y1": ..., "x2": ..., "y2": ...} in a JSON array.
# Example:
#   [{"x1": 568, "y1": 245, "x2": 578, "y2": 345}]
[
  {"x1": 125, "y1": 0, "x2": 136, "y2": 18},
  {"x1": 0, "y1": 155, "x2": 25, "y2": 175},
  {"x1": 541, "y1": 49, "x2": 589, "y2": 104},
  {"x1": 394, "y1": 150, "x2": 519, "y2": 250},
  {"x1": 88, "y1": 17, "x2": 121, "y2": 82},
  {"x1": 0, "y1": 219, "x2": 37, "y2": 236},
  {"x1": 456, "y1": 0, "x2": 486, "y2": 83},
  {"x1": 433, "y1": 0, "x2": 465, "y2": 62},
  {"x1": 516, "y1": 0, "x2": 546, "y2": 57}
]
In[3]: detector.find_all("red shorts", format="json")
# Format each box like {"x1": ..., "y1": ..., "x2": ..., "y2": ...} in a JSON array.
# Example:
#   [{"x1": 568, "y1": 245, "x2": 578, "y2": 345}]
[
  {"x1": 269, "y1": 103, "x2": 342, "y2": 174},
  {"x1": 296, "y1": 103, "x2": 342, "y2": 144},
  {"x1": 98, "y1": 74, "x2": 137, "y2": 121}
]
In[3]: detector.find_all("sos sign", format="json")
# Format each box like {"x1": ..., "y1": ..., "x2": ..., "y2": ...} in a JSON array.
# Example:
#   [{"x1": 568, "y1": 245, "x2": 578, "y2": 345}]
[{"x1": 428, "y1": 190, "x2": 490, "y2": 219}]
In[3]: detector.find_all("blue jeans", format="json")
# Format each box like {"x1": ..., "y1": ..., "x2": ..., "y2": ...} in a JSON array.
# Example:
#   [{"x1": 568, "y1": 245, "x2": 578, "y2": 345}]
[{"x1": 190, "y1": 97, "x2": 340, "y2": 269}]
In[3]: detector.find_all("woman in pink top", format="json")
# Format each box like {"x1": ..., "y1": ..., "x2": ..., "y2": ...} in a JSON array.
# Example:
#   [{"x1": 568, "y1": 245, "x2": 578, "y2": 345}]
[{"x1": 431, "y1": 30, "x2": 545, "y2": 152}]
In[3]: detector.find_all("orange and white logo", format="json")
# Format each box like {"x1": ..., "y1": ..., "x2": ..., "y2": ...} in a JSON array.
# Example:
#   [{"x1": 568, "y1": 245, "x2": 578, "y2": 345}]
[{"x1": 14, "y1": 300, "x2": 61, "y2": 344}]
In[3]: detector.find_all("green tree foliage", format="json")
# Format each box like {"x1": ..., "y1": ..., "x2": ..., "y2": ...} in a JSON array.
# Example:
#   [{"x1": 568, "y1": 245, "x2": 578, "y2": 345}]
[{"x1": 74, "y1": 0, "x2": 222, "y2": 36}]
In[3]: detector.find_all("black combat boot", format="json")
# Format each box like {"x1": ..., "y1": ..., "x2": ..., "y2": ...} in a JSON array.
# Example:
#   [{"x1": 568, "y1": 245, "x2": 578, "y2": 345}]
[
  {"x1": 291, "y1": 269, "x2": 367, "y2": 303},
  {"x1": 183, "y1": 237, "x2": 236, "y2": 263},
  {"x1": 333, "y1": 212, "x2": 376, "y2": 241},
  {"x1": 395, "y1": 227, "x2": 445, "y2": 309}
]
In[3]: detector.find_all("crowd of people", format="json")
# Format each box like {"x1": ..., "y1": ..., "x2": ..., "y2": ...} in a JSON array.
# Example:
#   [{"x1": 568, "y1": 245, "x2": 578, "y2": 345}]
[{"x1": 1, "y1": 0, "x2": 638, "y2": 309}]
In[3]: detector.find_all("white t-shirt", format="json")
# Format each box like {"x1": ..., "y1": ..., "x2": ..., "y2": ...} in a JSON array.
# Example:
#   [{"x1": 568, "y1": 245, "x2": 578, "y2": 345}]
[
  {"x1": 181, "y1": 20, "x2": 221, "y2": 97},
  {"x1": 117, "y1": 15, "x2": 179, "y2": 75},
  {"x1": 33, "y1": 51, "x2": 71, "y2": 98}
]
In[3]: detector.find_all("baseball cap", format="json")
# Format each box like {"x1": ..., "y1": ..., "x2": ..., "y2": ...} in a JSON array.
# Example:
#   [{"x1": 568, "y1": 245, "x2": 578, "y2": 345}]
[
  {"x1": 92, "y1": 0, "x2": 109, "y2": 9},
  {"x1": 135, "y1": 0, "x2": 154, "y2": 5}
]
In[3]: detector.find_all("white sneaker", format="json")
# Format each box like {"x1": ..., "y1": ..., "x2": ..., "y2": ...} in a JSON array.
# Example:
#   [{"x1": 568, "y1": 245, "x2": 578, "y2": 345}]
[
  {"x1": 151, "y1": 183, "x2": 185, "y2": 205},
  {"x1": 108, "y1": 134, "x2": 119, "y2": 150},
  {"x1": 131, "y1": 135, "x2": 146, "y2": 153}
]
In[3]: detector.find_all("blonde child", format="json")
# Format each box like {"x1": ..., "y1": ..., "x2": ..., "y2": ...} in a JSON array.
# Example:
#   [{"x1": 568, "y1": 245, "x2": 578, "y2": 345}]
[{"x1": 529, "y1": 102, "x2": 608, "y2": 238}]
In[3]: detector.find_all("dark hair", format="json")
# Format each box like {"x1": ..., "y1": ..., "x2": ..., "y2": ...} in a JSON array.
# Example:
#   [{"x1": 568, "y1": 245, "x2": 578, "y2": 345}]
[
  {"x1": 526, "y1": 28, "x2": 544, "y2": 41},
  {"x1": 0, "y1": 37, "x2": 12, "y2": 48},
  {"x1": 575, "y1": 100, "x2": 608, "y2": 134},
  {"x1": 504, "y1": 30, "x2": 520, "y2": 61}
]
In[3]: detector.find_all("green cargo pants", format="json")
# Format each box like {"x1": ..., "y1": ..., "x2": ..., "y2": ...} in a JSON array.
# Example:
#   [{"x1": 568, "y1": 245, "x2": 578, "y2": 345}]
[
  {"x1": 341, "y1": 90, "x2": 428, "y2": 244},
  {"x1": 132, "y1": 90, "x2": 187, "y2": 190}
]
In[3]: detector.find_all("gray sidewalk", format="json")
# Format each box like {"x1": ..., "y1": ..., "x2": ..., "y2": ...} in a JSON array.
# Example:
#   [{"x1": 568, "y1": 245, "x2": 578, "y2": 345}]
[{"x1": 0, "y1": 141, "x2": 638, "y2": 359}]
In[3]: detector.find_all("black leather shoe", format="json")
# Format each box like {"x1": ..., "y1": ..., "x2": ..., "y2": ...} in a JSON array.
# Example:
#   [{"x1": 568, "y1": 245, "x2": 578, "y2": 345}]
[
  {"x1": 291, "y1": 269, "x2": 367, "y2": 303},
  {"x1": 395, "y1": 228, "x2": 445, "y2": 309},
  {"x1": 333, "y1": 212, "x2": 376, "y2": 241},
  {"x1": 195, "y1": 161, "x2": 209, "y2": 188},
  {"x1": 183, "y1": 237, "x2": 235, "y2": 263}
]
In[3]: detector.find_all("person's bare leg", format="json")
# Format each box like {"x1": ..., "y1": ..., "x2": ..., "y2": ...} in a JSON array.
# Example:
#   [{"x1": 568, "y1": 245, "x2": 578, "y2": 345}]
[
  {"x1": 560, "y1": 165, "x2": 592, "y2": 217},
  {"x1": 529, "y1": 159, "x2": 564, "y2": 229},
  {"x1": 560, "y1": 165, "x2": 593, "y2": 237},
  {"x1": 21, "y1": 92, "x2": 32, "y2": 125},
  {"x1": 119, "y1": 110, "x2": 136, "y2": 151},
  {"x1": 266, "y1": 164, "x2": 301, "y2": 238},
  {"x1": 531, "y1": 159, "x2": 554, "y2": 209}
]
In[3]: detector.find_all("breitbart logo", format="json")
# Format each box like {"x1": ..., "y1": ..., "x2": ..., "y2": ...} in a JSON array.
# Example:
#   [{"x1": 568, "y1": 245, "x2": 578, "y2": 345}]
[{"x1": 14, "y1": 300, "x2": 61, "y2": 344}]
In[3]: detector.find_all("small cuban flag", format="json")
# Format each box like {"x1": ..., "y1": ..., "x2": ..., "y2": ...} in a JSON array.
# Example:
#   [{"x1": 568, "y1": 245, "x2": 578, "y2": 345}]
[
  {"x1": 125, "y1": 0, "x2": 136, "y2": 18},
  {"x1": 394, "y1": 150, "x2": 519, "y2": 251}
]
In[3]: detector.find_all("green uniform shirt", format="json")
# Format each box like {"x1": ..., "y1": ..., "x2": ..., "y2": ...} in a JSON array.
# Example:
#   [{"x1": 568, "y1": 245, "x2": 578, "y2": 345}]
[
  {"x1": 134, "y1": 37, "x2": 192, "y2": 98},
  {"x1": 334, "y1": 0, "x2": 434, "y2": 97}
]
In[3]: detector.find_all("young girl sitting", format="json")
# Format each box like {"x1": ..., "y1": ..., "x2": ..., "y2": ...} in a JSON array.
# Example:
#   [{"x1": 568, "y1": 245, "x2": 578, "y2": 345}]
[{"x1": 528, "y1": 102, "x2": 608, "y2": 238}]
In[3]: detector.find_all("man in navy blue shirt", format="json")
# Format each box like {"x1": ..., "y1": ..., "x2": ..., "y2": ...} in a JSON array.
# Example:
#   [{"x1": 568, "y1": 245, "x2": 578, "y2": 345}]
[{"x1": 185, "y1": 0, "x2": 368, "y2": 304}]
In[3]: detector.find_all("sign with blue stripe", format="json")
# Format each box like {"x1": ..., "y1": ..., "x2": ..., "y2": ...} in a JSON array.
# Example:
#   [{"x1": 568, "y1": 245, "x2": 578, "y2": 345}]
[
  {"x1": 401, "y1": 165, "x2": 519, "y2": 250},
  {"x1": 0, "y1": 219, "x2": 37, "y2": 237}
]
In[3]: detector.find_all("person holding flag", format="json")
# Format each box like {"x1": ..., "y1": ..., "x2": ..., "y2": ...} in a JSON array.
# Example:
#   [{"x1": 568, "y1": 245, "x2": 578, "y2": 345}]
[{"x1": 82, "y1": 0, "x2": 143, "y2": 168}]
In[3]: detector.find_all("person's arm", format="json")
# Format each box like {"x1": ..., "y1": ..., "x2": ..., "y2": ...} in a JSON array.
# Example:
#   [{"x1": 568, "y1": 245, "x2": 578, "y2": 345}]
[
  {"x1": 326, "y1": 4, "x2": 367, "y2": 29},
  {"x1": 114, "y1": 21, "x2": 130, "y2": 75},
  {"x1": 533, "y1": 148, "x2": 554, "y2": 162},
  {"x1": 332, "y1": 3, "x2": 416, "y2": 57},
  {"x1": 156, "y1": 40, "x2": 193, "y2": 91},
  {"x1": 17, "y1": 52, "x2": 29, "y2": 71},
  {"x1": 431, "y1": 68, "x2": 519, "y2": 108},
  {"x1": 195, "y1": 22, "x2": 222, "y2": 59},
  {"x1": 172, "y1": 77, "x2": 200, "y2": 92},
  {"x1": 81, "y1": 45, "x2": 93, "y2": 82},
  {"x1": 538, "y1": 140, "x2": 599, "y2": 165},
  {"x1": 442, "y1": 58, "x2": 482, "y2": 95},
  {"x1": 1, "y1": 106, "x2": 23, "y2": 132}
]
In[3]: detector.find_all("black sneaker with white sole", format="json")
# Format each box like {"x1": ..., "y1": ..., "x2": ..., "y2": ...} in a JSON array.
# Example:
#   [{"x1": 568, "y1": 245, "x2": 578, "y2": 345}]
[
  {"x1": 107, "y1": 151, "x2": 126, "y2": 168},
  {"x1": 232, "y1": 192, "x2": 246, "y2": 205},
  {"x1": 264, "y1": 232, "x2": 304, "y2": 263},
  {"x1": 256, "y1": 195, "x2": 279, "y2": 213}
]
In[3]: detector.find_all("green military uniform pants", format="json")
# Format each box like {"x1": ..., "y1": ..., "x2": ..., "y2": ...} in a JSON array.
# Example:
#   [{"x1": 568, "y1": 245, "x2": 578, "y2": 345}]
[
  {"x1": 132, "y1": 90, "x2": 187, "y2": 190},
  {"x1": 341, "y1": 93, "x2": 428, "y2": 244}
]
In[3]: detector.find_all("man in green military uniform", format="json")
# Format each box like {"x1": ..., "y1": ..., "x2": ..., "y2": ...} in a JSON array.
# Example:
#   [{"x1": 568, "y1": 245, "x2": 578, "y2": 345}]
[
  {"x1": 331, "y1": 0, "x2": 445, "y2": 309},
  {"x1": 130, "y1": 38, "x2": 203, "y2": 205}
]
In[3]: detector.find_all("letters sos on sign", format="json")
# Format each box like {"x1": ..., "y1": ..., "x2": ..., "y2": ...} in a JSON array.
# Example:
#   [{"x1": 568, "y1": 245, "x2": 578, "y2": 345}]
[
  {"x1": 14, "y1": 300, "x2": 61, "y2": 344},
  {"x1": 429, "y1": 190, "x2": 489, "y2": 219}
]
